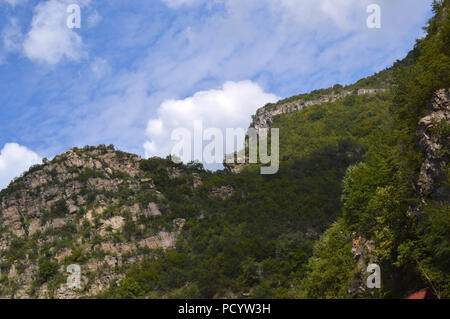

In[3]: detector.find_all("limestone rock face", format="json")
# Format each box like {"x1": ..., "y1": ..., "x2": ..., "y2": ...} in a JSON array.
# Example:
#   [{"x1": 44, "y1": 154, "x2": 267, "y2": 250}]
[
  {"x1": 146, "y1": 202, "x2": 162, "y2": 216},
  {"x1": 192, "y1": 173, "x2": 203, "y2": 188},
  {"x1": 223, "y1": 88, "x2": 387, "y2": 173},
  {"x1": 416, "y1": 88, "x2": 450, "y2": 201},
  {"x1": 251, "y1": 88, "x2": 387, "y2": 130},
  {"x1": 348, "y1": 235, "x2": 378, "y2": 297},
  {"x1": 210, "y1": 186, "x2": 234, "y2": 200},
  {"x1": 223, "y1": 154, "x2": 248, "y2": 174},
  {"x1": 100, "y1": 216, "x2": 125, "y2": 235},
  {"x1": 0, "y1": 145, "x2": 186, "y2": 299}
]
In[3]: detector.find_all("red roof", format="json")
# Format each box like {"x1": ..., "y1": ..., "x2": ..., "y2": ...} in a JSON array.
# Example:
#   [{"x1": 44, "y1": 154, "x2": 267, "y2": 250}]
[{"x1": 405, "y1": 288, "x2": 434, "y2": 299}]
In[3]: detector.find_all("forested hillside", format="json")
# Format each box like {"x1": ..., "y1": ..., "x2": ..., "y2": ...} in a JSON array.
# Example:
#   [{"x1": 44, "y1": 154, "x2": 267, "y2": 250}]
[
  {"x1": 107, "y1": 1, "x2": 449, "y2": 299},
  {"x1": 103, "y1": 91, "x2": 392, "y2": 299},
  {"x1": 302, "y1": 0, "x2": 449, "y2": 298},
  {"x1": 0, "y1": 1, "x2": 448, "y2": 299}
]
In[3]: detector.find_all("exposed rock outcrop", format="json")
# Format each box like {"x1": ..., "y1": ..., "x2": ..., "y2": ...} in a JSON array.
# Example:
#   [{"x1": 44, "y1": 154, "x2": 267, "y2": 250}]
[
  {"x1": 0, "y1": 145, "x2": 186, "y2": 299},
  {"x1": 210, "y1": 186, "x2": 234, "y2": 200},
  {"x1": 348, "y1": 235, "x2": 378, "y2": 297},
  {"x1": 416, "y1": 88, "x2": 450, "y2": 202},
  {"x1": 192, "y1": 173, "x2": 203, "y2": 188},
  {"x1": 223, "y1": 154, "x2": 248, "y2": 174},
  {"x1": 222, "y1": 88, "x2": 387, "y2": 173},
  {"x1": 251, "y1": 88, "x2": 387, "y2": 130}
]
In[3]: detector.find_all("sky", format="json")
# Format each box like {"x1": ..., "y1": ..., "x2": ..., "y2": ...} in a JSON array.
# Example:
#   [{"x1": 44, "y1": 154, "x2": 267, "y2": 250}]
[{"x1": 0, "y1": 0, "x2": 434, "y2": 189}]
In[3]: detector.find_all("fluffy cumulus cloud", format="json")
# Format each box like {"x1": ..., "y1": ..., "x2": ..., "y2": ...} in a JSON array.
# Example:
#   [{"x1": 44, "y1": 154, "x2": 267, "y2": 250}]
[
  {"x1": 0, "y1": 143, "x2": 41, "y2": 190},
  {"x1": 23, "y1": 0, "x2": 90, "y2": 64},
  {"x1": 144, "y1": 81, "x2": 278, "y2": 161}
]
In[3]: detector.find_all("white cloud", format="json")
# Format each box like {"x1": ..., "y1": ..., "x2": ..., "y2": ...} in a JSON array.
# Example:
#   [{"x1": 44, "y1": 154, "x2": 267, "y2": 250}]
[
  {"x1": 2, "y1": 18, "x2": 23, "y2": 53},
  {"x1": 0, "y1": 143, "x2": 42, "y2": 190},
  {"x1": 23, "y1": 0, "x2": 89, "y2": 65},
  {"x1": 143, "y1": 80, "x2": 278, "y2": 160}
]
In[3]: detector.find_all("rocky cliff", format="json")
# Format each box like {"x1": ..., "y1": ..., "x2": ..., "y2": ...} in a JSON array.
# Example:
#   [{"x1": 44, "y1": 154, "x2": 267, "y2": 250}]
[
  {"x1": 0, "y1": 145, "x2": 188, "y2": 298},
  {"x1": 251, "y1": 88, "x2": 387, "y2": 130},
  {"x1": 416, "y1": 88, "x2": 450, "y2": 202},
  {"x1": 222, "y1": 88, "x2": 387, "y2": 174}
]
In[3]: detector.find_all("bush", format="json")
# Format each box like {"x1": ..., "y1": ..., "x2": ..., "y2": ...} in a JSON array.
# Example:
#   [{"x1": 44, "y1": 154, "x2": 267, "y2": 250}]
[{"x1": 36, "y1": 259, "x2": 59, "y2": 285}]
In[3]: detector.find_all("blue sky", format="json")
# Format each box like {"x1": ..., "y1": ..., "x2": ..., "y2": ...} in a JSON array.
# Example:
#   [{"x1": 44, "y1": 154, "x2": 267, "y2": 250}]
[{"x1": 0, "y1": 0, "x2": 434, "y2": 189}]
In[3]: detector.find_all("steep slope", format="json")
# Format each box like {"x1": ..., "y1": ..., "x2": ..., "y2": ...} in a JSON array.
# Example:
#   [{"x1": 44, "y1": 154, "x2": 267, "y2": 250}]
[
  {"x1": 0, "y1": 146, "x2": 190, "y2": 298},
  {"x1": 101, "y1": 92, "x2": 393, "y2": 299},
  {"x1": 0, "y1": 1, "x2": 447, "y2": 300},
  {"x1": 0, "y1": 88, "x2": 393, "y2": 299},
  {"x1": 302, "y1": 0, "x2": 449, "y2": 299},
  {"x1": 251, "y1": 88, "x2": 387, "y2": 130}
]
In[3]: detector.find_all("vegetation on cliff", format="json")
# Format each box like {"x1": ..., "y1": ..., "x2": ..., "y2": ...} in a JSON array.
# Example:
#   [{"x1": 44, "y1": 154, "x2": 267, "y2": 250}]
[
  {"x1": 302, "y1": 0, "x2": 449, "y2": 298},
  {"x1": 0, "y1": 1, "x2": 448, "y2": 299}
]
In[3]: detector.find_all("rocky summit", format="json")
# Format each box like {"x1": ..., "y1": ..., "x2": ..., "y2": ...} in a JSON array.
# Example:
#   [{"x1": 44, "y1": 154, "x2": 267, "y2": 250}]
[{"x1": 0, "y1": 145, "x2": 187, "y2": 298}]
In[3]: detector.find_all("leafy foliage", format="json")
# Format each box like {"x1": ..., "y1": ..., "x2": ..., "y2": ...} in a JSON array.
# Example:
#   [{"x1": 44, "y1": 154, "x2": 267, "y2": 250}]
[{"x1": 307, "y1": 0, "x2": 450, "y2": 298}]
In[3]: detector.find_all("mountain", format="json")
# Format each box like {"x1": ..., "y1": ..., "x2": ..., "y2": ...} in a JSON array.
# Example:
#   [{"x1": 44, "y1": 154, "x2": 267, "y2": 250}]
[
  {"x1": 0, "y1": 1, "x2": 448, "y2": 299},
  {"x1": 0, "y1": 92, "x2": 391, "y2": 299},
  {"x1": 0, "y1": 146, "x2": 189, "y2": 298}
]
